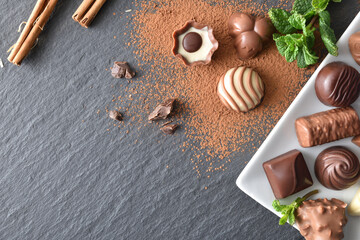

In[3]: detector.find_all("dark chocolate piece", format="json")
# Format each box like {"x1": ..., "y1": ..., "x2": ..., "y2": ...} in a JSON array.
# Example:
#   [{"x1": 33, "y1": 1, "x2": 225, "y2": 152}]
[
  {"x1": 263, "y1": 150, "x2": 313, "y2": 199},
  {"x1": 148, "y1": 99, "x2": 175, "y2": 121},
  {"x1": 315, "y1": 146, "x2": 360, "y2": 190},
  {"x1": 183, "y1": 32, "x2": 202, "y2": 53},
  {"x1": 228, "y1": 13, "x2": 274, "y2": 60},
  {"x1": 109, "y1": 110, "x2": 122, "y2": 121},
  {"x1": 160, "y1": 124, "x2": 178, "y2": 135},
  {"x1": 111, "y1": 61, "x2": 135, "y2": 79},
  {"x1": 315, "y1": 62, "x2": 360, "y2": 107},
  {"x1": 352, "y1": 135, "x2": 360, "y2": 147},
  {"x1": 296, "y1": 198, "x2": 347, "y2": 240},
  {"x1": 349, "y1": 31, "x2": 360, "y2": 65},
  {"x1": 295, "y1": 107, "x2": 360, "y2": 148}
]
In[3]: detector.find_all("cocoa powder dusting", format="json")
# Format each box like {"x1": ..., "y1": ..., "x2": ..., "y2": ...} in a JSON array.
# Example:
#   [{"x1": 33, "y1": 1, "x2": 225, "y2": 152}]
[{"x1": 109, "y1": 0, "x2": 317, "y2": 178}]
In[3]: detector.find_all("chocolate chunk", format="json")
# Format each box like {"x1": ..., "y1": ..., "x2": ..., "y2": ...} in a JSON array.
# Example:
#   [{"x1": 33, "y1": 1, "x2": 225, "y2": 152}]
[
  {"x1": 160, "y1": 124, "x2": 178, "y2": 135},
  {"x1": 295, "y1": 107, "x2": 360, "y2": 148},
  {"x1": 315, "y1": 146, "x2": 360, "y2": 190},
  {"x1": 315, "y1": 62, "x2": 360, "y2": 107},
  {"x1": 296, "y1": 198, "x2": 347, "y2": 240},
  {"x1": 148, "y1": 99, "x2": 175, "y2": 121},
  {"x1": 183, "y1": 32, "x2": 202, "y2": 53},
  {"x1": 228, "y1": 13, "x2": 274, "y2": 60},
  {"x1": 352, "y1": 135, "x2": 360, "y2": 147},
  {"x1": 349, "y1": 31, "x2": 360, "y2": 65},
  {"x1": 263, "y1": 150, "x2": 313, "y2": 199},
  {"x1": 111, "y1": 61, "x2": 135, "y2": 79},
  {"x1": 109, "y1": 110, "x2": 122, "y2": 121}
]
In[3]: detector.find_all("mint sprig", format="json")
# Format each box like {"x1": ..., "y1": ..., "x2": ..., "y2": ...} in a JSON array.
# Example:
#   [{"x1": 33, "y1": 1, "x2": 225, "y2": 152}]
[
  {"x1": 269, "y1": 0, "x2": 341, "y2": 68},
  {"x1": 272, "y1": 190, "x2": 319, "y2": 225}
]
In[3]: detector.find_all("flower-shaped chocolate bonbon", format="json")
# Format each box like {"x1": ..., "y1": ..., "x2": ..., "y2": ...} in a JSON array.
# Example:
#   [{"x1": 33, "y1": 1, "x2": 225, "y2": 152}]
[
  {"x1": 172, "y1": 21, "x2": 218, "y2": 66},
  {"x1": 228, "y1": 13, "x2": 275, "y2": 60}
]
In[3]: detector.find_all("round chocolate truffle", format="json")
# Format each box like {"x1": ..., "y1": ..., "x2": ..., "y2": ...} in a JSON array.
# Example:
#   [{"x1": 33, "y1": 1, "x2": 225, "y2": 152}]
[
  {"x1": 217, "y1": 66, "x2": 265, "y2": 113},
  {"x1": 349, "y1": 31, "x2": 360, "y2": 66},
  {"x1": 315, "y1": 62, "x2": 360, "y2": 107},
  {"x1": 183, "y1": 32, "x2": 202, "y2": 53},
  {"x1": 315, "y1": 146, "x2": 360, "y2": 190}
]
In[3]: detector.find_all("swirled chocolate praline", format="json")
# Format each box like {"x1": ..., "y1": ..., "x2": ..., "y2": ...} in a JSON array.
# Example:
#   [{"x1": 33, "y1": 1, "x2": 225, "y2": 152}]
[{"x1": 315, "y1": 146, "x2": 360, "y2": 190}]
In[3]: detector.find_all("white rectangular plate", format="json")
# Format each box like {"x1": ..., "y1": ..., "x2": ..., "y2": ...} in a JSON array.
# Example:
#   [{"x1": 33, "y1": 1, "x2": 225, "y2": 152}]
[{"x1": 236, "y1": 12, "x2": 360, "y2": 240}]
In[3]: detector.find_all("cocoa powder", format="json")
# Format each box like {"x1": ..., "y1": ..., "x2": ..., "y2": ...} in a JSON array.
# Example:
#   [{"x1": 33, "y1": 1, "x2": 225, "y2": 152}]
[{"x1": 110, "y1": 0, "x2": 317, "y2": 177}]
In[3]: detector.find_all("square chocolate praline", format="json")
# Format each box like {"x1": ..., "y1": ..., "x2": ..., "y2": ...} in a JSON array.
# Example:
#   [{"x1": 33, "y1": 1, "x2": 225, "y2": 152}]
[{"x1": 263, "y1": 150, "x2": 313, "y2": 199}]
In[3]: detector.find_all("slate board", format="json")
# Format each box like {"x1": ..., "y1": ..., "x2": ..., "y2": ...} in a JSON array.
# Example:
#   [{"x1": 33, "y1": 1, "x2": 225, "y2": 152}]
[{"x1": 0, "y1": 1, "x2": 359, "y2": 239}]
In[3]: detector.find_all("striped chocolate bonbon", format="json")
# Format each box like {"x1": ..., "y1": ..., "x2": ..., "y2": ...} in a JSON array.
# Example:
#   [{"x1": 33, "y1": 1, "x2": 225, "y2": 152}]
[{"x1": 217, "y1": 66, "x2": 265, "y2": 113}]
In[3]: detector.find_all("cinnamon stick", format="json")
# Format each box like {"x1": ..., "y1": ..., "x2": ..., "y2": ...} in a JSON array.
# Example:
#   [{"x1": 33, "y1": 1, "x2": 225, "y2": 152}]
[
  {"x1": 8, "y1": 0, "x2": 58, "y2": 66},
  {"x1": 72, "y1": 0, "x2": 107, "y2": 28}
]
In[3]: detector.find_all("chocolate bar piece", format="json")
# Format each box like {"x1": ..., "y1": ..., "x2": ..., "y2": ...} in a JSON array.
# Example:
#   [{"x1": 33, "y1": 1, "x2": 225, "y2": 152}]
[
  {"x1": 263, "y1": 150, "x2": 313, "y2": 199},
  {"x1": 295, "y1": 107, "x2": 360, "y2": 148}
]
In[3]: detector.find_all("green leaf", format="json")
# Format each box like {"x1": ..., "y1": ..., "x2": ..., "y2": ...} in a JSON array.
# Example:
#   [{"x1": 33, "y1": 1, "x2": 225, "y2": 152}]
[
  {"x1": 312, "y1": 0, "x2": 330, "y2": 12},
  {"x1": 272, "y1": 200, "x2": 287, "y2": 212},
  {"x1": 297, "y1": 47, "x2": 307, "y2": 68},
  {"x1": 288, "y1": 208, "x2": 296, "y2": 225},
  {"x1": 288, "y1": 12, "x2": 306, "y2": 30},
  {"x1": 269, "y1": 8, "x2": 297, "y2": 34},
  {"x1": 319, "y1": 11, "x2": 338, "y2": 56},
  {"x1": 292, "y1": 0, "x2": 313, "y2": 15},
  {"x1": 302, "y1": 45, "x2": 319, "y2": 65},
  {"x1": 279, "y1": 214, "x2": 289, "y2": 225},
  {"x1": 332, "y1": 0, "x2": 342, "y2": 2},
  {"x1": 305, "y1": 30, "x2": 316, "y2": 49}
]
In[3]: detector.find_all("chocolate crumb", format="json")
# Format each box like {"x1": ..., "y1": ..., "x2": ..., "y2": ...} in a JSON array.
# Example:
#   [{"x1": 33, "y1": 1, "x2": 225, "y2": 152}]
[
  {"x1": 161, "y1": 124, "x2": 178, "y2": 135},
  {"x1": 109, "y1": 110, "x2": 123, "y2": 121},
  {"x1": 111, "y1": 61, "x2": 135, "y2": 79},
  {"x1": 148, "y1": 99, "x2": 175, "y2": 121}
]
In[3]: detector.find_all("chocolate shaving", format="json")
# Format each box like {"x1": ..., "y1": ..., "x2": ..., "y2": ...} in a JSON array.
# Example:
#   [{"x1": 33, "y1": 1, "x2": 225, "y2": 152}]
[
  {"x1": 148, "y1": 99, "x2": 175, "y2": 121},
  {"x1": 160, "y1": 124, "x2": 178, "y2": 135},
  {"x1": 109, "y1": 110, "x2": 123, "y2": 121},
  {"x1": 111, "y1": 61, "x2": 135, "y2": 79}
]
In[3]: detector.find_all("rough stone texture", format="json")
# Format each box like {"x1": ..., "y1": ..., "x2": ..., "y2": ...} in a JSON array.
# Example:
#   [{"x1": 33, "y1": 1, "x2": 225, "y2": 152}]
[{"x1": 0, "y1": 1, "x2": 358, "y2": 240}]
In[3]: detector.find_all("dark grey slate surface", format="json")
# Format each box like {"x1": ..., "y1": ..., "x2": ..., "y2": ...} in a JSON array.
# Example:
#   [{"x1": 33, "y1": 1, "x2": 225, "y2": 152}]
[{"x1": 0, "y1": 1, "x2": 359, "y2": 239}]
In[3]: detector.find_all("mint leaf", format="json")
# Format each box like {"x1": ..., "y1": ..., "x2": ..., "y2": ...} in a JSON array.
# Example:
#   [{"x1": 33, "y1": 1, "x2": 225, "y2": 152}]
[
  {"x1": 288, "y1": 208, "x2": 296, "y2": 225},
  {"x1": 302, "y1": 45, "x2": 319, "y2": 65},
  {"x1": 279, "y1": 214, "x2": 289, "y2": 225},
  {"x1": 292, "y1": 0, "x2": 313, "y2": 14},
  {"x1": 305, "y1": 31, "x2": 315, "y2": 49},
  {"x1": 288, "y1": 12, "x2": 306, "y2": 30},
  {"x1": 312, "y1": 0, "x2": 330, "y2": 12},
  {"x1": 332, "y1": 0, "x2": 341, "y2": 2},
  {"x1": 297, "y1": 47, "x2": 307, "y2": 68},
  {"x1": 272, "y1": 190, "x2": 319, "y2": 226},
  {"x1": 319, "y1": 11, "x2": 338, "y2": 56},
  {"x1": 269, "y1": 8, "x2": 296, "y2": 34}
]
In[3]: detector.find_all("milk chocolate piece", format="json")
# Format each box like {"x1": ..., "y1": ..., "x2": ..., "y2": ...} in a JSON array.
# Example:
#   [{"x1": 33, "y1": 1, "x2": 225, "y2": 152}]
[
  {"x1": 263, "y1": 150, "x2": 313, "y2": 199},
  {"x1": 160, "y1": 124, "x2": 178, "y2": 135},
  {"x1": 295, "y1": 107, "x2": 360, "y2": 148},
  {"x1": 111, "y1": 61, "x2": 135, "y2": 79},
  {"x1": 349, "y1": 31, "x2": 360, "y2": 65},
  {"x1": 148, "y1": 99, "x2": 175, "y2": 121},
  {"x1": 172, "y1": 21, "x2": 218, "y2": 66},
  {"x1": 109, "y1": 110, "x2": 122, "y2": 121},
  {"x1": 315, "y1": 62, "x2": 360, "y2": 107},
  {"x1": 228, "y1": 13, "x2": 274, "y2": 60},
  {"x1": 352, "y1": 135, "x2": 360, "y2": 147},
  {"x1": 296, "y1": 198, "x2": 347, "y2": 240},
  {"x1": 315, "y1": 146, "x2": 360, "y2": 190}
]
